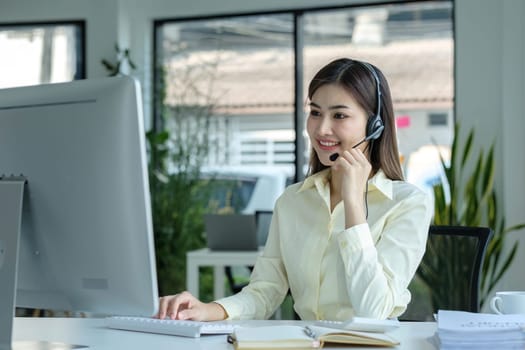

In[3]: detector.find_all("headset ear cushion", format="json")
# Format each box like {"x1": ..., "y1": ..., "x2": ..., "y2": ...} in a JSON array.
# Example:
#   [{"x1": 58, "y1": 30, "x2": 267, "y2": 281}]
[{"x1": 366, "y1": 114, "x2": 384, "y2": 141}]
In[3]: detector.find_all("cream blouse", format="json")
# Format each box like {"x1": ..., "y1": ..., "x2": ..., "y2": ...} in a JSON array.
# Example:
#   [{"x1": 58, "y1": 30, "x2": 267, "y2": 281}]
[{"x1": 215, "y1": 168, "x2": 433, "y2": 320}]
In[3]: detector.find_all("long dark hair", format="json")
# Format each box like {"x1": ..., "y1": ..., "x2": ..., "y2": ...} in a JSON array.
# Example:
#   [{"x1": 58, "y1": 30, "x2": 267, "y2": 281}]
[{"x1": 307, "y1": 58, "x2": 404, "y2": 181}]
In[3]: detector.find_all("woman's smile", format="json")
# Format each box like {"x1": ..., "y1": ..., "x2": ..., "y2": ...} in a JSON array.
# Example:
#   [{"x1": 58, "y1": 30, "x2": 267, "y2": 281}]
[{"x1": 317, "y1": 139, "x2": 340, "y2": 151}]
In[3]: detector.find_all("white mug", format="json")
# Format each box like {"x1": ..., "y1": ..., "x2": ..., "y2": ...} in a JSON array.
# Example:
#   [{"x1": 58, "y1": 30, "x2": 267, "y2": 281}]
[{"x1": 490, "y1": 291, "x2": 525, "y2": 315}]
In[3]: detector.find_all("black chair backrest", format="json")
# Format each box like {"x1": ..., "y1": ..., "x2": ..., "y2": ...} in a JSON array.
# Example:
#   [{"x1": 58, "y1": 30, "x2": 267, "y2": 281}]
[{"x1": 401, "y1": 225, "x2": 493, "y2": 321}]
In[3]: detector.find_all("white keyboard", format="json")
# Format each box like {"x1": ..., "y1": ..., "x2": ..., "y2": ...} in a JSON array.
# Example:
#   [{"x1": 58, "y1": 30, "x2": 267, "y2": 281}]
[{"x1": 106, "y1": 316, "x2": 236, "y2": 338}]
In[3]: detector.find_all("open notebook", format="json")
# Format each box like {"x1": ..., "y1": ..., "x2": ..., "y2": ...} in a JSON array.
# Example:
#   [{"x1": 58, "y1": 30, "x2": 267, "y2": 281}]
[{"x1": 229, "y1": 325, "x2": 399, "y2": 349}]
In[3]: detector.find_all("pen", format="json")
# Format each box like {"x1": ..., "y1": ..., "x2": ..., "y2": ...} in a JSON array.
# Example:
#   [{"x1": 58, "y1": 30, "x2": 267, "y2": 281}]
[{"x1": 303, "y1": 326, "x2": 317, "y2": 339}]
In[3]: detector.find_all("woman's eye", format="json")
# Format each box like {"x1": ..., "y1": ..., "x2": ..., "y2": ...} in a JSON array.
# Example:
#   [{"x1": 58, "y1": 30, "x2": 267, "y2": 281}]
[
  {"x1": 309, "y1": 110, "x2": 321, "y2": 117},
  {"x1": 333, "y1": 112, "x2": 347, "y2": 119}
]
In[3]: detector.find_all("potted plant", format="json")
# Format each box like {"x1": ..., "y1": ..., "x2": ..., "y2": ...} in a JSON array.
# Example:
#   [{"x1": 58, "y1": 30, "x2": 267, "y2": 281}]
[{"x1": 416, "y1": 123, "x2": 525, "y2": 313}]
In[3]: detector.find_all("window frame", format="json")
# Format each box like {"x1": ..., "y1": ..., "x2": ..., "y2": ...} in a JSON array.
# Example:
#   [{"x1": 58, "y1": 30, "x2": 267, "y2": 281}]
[
  {"x1": 152, "y1": 1, "x2": 454, "y2": 183},
  {"x1": 0, "y1": 20, "x2": 86, "y2": 83}
]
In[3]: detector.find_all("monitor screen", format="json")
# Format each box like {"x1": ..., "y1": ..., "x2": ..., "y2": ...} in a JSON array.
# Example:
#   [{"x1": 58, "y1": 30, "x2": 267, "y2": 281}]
[{"x1": 0, "y1": 76, "x2": 158, "y2": 344}]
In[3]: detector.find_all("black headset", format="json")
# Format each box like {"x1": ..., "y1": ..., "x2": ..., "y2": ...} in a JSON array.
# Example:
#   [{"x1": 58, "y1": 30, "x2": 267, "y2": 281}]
[
  {"x1": 360, "y1": 62, "x2": 384, "y2": 142},
  {"x1": 359, "y1": 62, "x2": 384, "y2": 220}
]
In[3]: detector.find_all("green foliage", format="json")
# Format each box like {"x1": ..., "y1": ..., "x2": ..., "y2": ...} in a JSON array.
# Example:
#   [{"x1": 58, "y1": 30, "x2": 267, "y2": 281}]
[
  {"x1": 416, "y1": 233, "x2": 479, "y2": 318},
  {"x1": 101, "y1": 43, "x2": 137, "y2": 76},
  {"x1": 421, "y1": 123, "x2": 525, "y2": 309},
  {"x1": 147, "y1": 128, "x2": 212, "y2": 297},
  {"x1": 147, "y1": 59, "x2": 222, "y2": 300},
  {"x1": 147, "y1": 102, "x2": 219, "y2": 297}
]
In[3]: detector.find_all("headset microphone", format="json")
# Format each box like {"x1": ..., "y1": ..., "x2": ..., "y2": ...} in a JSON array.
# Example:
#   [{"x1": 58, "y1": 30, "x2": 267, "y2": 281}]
[
  {"x1": 330, "y1": 153, "x2": 339, "y2": 161},
  {"x1": 329, "y1": 137, "x2": 366, "y2": 161},
  {"x1": 329, "y1": 125, "x2": 385, "y2": 161}
]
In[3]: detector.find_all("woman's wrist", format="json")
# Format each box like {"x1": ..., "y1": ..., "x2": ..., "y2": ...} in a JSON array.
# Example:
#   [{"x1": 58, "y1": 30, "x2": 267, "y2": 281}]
[
  {"x1": 209, "y1": 301, "x2": 229, "y2": 321},
  {"x1": 343, "y1": 199, "x2": 366, "y2": 228}
]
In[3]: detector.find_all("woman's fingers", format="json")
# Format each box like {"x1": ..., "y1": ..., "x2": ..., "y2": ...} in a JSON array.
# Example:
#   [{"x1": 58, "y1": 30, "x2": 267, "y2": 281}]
[
  {"x1": 156, "y1": 294, "x2": 173, "y2": 319},
  {"x1": 338, "y1": 149, "x2": 371, "y2": 175},
  {"x1": 156, "y1": 291, "x2": 196, "y2": 320},
  {"x1": 337, "y1": 149, "x2": 371, "y2": 198},
  {"x1": 178, "y1": 307, "x2": 201, "y2": 321},
  {"x1": 341, "y1": 148, "x2": 368, "y2": 165}
]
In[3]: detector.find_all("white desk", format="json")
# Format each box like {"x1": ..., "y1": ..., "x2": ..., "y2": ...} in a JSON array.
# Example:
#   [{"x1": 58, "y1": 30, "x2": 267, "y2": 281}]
[
  {"x1": 186, "y1": 248, "x2": 262, "y2": 300},
  {"x1": 13, "y1": 317, "x2": 438, "y2": 350}
]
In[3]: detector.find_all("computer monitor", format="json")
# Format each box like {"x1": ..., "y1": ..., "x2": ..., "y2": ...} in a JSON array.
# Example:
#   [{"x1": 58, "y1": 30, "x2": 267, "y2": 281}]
[{"x1": 0, "y1": 76, "x2": 159, "y2": 349}]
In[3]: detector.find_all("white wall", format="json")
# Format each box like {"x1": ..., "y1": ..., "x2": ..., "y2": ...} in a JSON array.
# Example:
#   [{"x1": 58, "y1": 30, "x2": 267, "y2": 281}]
[
  {"x1": 455, "y1": 0, "x2": 525, "y2": 295},
  {"x1": 2, "y1": 0, "x2": 525, "y2": 293},
  {"x1": 500, "y1": 0, "x2": 525, "y2": 294}
]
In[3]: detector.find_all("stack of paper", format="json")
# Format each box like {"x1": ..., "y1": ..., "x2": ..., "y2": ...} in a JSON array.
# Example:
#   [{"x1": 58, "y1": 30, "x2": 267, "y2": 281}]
[{"x1": 436, "y1": 310, "x2": 525, "y2": 349}]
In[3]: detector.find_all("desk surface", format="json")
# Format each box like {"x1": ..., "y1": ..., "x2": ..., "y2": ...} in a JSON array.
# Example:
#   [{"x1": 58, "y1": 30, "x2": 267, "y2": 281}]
[{"x1": 13, "y1": 317, "x2": 438, "y2": 350}]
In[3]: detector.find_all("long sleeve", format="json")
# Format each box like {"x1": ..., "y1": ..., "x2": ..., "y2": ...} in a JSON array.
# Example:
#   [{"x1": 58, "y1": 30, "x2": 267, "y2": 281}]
[
  {"x1": 214, "y1": 207, "x2": 289, "y2": 320},
  {"x1": 336, "y1": 187, "x2": 432, "y2": 319},
  {"x1": 215, "y1": 169, "x2": 432, "y2": 321}
]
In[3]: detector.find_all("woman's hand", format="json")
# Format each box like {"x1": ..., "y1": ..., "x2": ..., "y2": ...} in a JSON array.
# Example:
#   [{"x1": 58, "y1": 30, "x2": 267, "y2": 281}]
[
  {"x1": 155, "y1": 291, "x2": 228, "y2": 321},
  {"x1": 337, "y1": 149, "x2": 371, "y2": 199},
  {"x1": 332, "y1": 148, "x2": 371, "y2": 227}
]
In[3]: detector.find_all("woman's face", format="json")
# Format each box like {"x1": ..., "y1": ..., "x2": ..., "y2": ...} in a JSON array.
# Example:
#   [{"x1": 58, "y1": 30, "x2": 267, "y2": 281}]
[{"x1": 306, "y1": 83, "x2": 369, "y2": 166}]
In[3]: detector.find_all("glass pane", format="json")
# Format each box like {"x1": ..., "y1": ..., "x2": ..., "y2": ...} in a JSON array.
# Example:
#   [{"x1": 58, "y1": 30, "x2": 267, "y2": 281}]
[
  {"x1": 0, "y1": 24, "x2": 83, "y2": 88},
  {"x1": 303, "y1": 1, "x2": 454, "y2": 195},
  {"x1": 157, "y1": 15, "x2": 295, "y2": 214}
]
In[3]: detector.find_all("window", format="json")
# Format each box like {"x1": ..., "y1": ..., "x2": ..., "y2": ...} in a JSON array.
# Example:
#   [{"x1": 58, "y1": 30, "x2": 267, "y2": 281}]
[
  {"x1": 429, "y1": 113, "x2": 448, "y2": 126},
  {"x1": 301, "y1": 2, "x2": 454, "y2": 194},
  {"x1": 0, "y1": 22, "x2": 85, "y2": 88},
  {"x1": 154, "y1": 1, "x2": 453, "y2": 206}
]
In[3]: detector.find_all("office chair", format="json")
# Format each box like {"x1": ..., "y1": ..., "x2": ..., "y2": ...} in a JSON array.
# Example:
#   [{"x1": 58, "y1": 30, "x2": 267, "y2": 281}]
[
  {"x1": 400, "y1": 225, "x2": 493, "y2": 321},
  {"x1": 225, "y1": 210, "x2": 273, "y2": 294}
]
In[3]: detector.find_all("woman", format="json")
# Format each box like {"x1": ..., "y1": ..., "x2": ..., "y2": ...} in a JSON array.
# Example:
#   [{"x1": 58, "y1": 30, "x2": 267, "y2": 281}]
[{"x1": 156, "y1": 58, "x2": 433, "y2": 321}]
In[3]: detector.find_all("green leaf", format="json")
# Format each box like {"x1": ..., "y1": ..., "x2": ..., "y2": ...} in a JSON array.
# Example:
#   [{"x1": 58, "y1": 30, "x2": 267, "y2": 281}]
[
  {"x1": 487, "y1": 243, "x2": 518, "y2": 293},
  {"x1": 449, "y1": 123, "x2": 459, "y2": 175},
  {"x1": 430, "y1": 122, "x2": 525, "y2": 309},
  {"x1": 101, "y1": 59, "x2": 115, "y2": 71},
  {"x1": 460, "y1": 128, "x2": 474, "y2": 169},
  {"x1": 433, "y1": 184, "x2": 447, "y2": 224},
  {"x1": 503, "y1": 223, "x2": 525, "y2": 234}
]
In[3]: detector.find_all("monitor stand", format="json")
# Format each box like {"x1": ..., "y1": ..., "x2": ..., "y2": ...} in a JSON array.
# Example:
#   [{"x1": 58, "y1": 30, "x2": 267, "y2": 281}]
[{"x1": 0, "y1": 178, "x2": 87, "y2": 350}]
